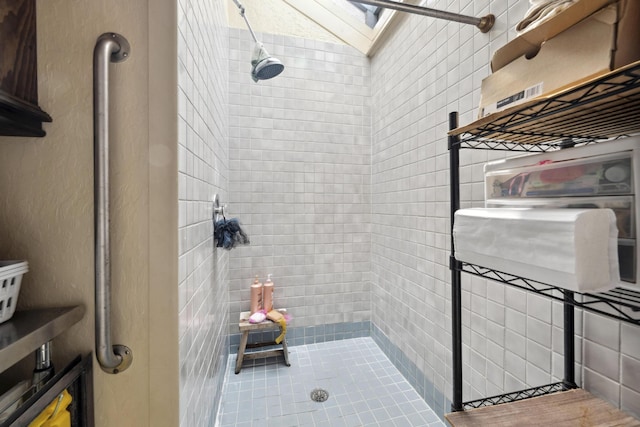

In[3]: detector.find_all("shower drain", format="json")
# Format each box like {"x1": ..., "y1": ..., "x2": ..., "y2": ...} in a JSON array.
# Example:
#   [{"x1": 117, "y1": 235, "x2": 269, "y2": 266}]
[{"x1": 310, "y1": 388, "x2": 329, "y2": 402}]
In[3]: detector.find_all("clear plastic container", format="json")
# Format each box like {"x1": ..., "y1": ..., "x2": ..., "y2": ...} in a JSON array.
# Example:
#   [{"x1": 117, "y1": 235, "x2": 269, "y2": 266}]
[{"x1": 485, "y1": 152, "x2": 633, "y2": 199}]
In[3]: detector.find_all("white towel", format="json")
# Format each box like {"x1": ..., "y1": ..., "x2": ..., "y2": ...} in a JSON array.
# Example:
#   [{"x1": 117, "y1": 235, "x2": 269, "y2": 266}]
[
  {"x1": 516, "y1": 0, "x2": 577, "y2": 33},
  {"x1": 453, "y1": 208, "x2": 620, "y2": 292}
]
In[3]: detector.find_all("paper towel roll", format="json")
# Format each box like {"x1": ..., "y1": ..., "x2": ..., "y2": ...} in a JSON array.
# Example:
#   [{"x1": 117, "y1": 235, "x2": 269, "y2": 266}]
[{"x1": 453, "y1": 208, "x2": 620, "y2": 292}]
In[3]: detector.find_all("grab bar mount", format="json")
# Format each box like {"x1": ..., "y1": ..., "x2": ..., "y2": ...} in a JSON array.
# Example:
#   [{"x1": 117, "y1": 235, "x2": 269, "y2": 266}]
[{"x1": 98, "y1": 33, "x2": 130, "y2": 62}]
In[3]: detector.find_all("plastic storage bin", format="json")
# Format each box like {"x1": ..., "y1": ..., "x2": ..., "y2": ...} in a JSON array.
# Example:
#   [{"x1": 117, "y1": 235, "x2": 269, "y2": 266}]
[
  {"x1": 485, "y1": 152, "x2": 633, "y2": 199},
  {"x1": 0, "y1": 261, "x2": 29, "y2": 324}
]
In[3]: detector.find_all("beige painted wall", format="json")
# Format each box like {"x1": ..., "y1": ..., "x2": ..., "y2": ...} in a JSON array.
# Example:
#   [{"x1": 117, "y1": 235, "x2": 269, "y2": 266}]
[
  {"x1": 0, "y1": 1, "x2": 178, "y2": 426},
  {"x1": 148, "y1": 2, "x2": 179, "y2": 426},
  {"x1": 227, "y1": 0, "x2": 343, "y2": 43}
]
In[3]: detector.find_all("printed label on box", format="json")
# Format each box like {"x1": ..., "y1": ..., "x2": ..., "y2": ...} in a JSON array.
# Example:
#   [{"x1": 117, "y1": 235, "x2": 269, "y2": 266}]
[{"x1": 481, "y1": 82, "x2": 544, "y2": 117}]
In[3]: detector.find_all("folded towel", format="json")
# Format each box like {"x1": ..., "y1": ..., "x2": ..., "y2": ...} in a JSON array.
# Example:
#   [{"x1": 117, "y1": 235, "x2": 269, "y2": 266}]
[
  {"x1": 516, "y1": 0, "x2": 577, "y2": 33},
  {"x1": 453, "y1": 208, "x2": 619, "y2": 292}
]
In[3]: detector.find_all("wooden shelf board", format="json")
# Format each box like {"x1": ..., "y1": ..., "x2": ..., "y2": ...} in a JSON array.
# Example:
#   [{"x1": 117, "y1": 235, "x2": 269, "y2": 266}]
[{"x1": 445, "y1": 389, "x2": 640, "y2": 426}]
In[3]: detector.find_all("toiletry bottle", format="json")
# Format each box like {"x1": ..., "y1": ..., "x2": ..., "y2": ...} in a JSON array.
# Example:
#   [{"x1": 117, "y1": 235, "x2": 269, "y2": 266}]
[
  {"x1": 263, "y1": 274, "x2": 274, "y2": 311},
  {"x1": 250, "y1": 275, "x2": 263, "y2": 314}
]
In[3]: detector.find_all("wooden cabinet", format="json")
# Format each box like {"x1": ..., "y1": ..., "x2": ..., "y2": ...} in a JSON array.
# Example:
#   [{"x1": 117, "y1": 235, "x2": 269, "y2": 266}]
[{"x1": 0, "y1": 0, "x2": 51, "y2": 137}]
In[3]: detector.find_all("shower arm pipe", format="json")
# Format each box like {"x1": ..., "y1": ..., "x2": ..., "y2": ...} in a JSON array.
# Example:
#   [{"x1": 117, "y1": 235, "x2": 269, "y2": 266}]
[
  {"x1": 231, "y1": 0, "x2": 259, "y2": 43},
  {"x1": 93, "y1": 32, "x2": 133, "y2": 374},
  {"x1": 350, "y1": 0, "x2": 495, "y2": 33}
]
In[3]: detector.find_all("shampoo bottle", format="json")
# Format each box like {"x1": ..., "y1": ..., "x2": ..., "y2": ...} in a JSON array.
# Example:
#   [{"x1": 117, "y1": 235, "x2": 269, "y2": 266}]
[
  {"x1": 263, "y1": 274, "x2": 274, "y2": 311},
  {"x1": 250, "y1": 275, "x2": 263, "y2": 314}
]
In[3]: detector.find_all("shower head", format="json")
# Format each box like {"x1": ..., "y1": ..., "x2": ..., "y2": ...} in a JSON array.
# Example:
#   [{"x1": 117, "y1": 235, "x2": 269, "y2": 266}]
[
  {"x1": 251, "y1": 43, "x2": 284, "y2": 82},
  {"x1": 232, "y1": 0, "x2": 285, "y2": 82}
]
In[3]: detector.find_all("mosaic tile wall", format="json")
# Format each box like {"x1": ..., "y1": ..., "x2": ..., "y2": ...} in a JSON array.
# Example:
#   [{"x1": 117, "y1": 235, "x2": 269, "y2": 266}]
[
  {"x1": 227, "y1": 29, "x2": 372, "y2": 338},
  {"x1": 370, "y1": 0, "x2": 640, "y2": 418},
  {"x1": 177, "y1": 0, "x2": 229, "y2": 425}
]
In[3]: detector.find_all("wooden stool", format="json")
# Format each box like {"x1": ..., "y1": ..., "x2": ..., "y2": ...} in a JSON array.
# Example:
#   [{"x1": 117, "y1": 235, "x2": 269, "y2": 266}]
[{"x1": 235, "y1": 309, "x2": 290, "y2": 374}]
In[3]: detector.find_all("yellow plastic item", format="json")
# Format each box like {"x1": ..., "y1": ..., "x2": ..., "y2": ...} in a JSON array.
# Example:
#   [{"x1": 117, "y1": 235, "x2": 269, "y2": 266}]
[
  {"x1": 28, "y1": 389, "x2": 72, "y2": 427},
  {"x1": 266, "y1": 310, "x2": 287, "y2": 344}
]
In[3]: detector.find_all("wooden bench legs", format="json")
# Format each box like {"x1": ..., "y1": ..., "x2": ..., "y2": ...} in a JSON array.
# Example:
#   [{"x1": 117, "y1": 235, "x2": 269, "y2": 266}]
[{"x1": 234, "y1": 329, "x2": 290, "y2": 374}]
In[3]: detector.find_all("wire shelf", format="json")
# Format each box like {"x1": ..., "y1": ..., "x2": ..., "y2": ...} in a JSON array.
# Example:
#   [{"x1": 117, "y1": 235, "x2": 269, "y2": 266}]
[
  {"x1": 458, "y1": 262, "x2": 640, "y2": 325},
  {"x1": 462, "y1": 382, "x2": 569, "y2": 410},
  {"x1": 448, "y1": 60, "x2": 640, "y2": 417},
  {"x1": 449, "y1": 60, "x2": 640, "y2": 151}
]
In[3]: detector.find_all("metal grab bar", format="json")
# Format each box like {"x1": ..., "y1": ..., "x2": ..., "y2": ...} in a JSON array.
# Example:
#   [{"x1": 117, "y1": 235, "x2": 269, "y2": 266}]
[{"x1": 93, "y1": 33, "x2": 133, "y2": 374}]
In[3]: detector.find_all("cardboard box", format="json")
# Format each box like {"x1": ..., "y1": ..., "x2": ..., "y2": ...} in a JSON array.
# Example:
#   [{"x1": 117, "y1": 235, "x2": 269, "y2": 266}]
[{"x1": 479, "y1": 0, "x2": 640, "y2": 118}]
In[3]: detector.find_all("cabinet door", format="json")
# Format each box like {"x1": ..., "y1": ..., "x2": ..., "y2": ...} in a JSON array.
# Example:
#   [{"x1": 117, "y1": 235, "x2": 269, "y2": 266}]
[
  {"x1": 0, "y1": 0, "x2": 38, "y2": 104},
  {"x1": 0, "y1": 0, "x2": 51, "y2": 137}
]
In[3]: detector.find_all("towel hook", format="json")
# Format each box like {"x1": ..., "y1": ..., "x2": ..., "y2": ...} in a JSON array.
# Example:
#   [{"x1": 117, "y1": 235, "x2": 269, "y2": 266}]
[{"x1": 213, "y1": 194, "x2": 226, "y2": 222}]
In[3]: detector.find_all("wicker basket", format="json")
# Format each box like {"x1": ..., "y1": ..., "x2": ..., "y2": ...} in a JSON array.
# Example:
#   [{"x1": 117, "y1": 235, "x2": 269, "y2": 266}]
[{"x1": 0, "y1": 261, "x2": 28, "y2": 324}]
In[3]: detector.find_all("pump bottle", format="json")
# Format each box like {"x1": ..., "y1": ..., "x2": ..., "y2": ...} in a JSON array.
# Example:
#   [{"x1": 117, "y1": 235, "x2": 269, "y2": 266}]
[
  {"x1": 263, "y1": 274, "x2": 274, "y2": 311},
  {"x1": 250, "y1": 275, "x2": 263, "y2": 314}
]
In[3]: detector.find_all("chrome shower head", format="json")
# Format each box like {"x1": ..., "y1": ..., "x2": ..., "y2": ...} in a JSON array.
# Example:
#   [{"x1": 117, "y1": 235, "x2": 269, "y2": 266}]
[
  {"x1": 232, "y1": 0, "x2": 285, "y2": 82},
  {"x1": 251, "y1": 43, "x2": 284, "y2": 82}
]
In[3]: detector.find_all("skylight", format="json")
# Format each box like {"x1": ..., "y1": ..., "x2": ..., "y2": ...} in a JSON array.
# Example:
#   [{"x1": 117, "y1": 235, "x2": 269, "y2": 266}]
[
  {"x1": 350, "y1": 2, "x2": 382, "y2": 28},
  {"x1": 283, "y1": 0, "x2": 399, "y2": 56}
]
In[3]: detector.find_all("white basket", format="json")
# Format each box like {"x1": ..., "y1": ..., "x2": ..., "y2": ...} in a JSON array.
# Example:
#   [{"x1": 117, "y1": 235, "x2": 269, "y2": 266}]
[{"x1": 0, "y1": 261, "x2": 28, "y2": 324}]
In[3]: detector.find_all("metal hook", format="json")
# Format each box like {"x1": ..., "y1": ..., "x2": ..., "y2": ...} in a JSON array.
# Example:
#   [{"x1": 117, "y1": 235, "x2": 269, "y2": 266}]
[{"x1": 213, "y1": 194, "x2": 226, "y2": 222}]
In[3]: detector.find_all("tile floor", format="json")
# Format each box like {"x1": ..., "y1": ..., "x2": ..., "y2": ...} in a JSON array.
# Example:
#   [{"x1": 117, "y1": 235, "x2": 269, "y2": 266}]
[{"x1": 216, "y1": 337, "x2": 446, "y2": 427}]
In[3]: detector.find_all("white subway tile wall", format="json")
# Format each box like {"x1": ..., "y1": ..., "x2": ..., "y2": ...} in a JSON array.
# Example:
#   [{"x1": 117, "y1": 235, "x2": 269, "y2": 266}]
[
  {"x1": 369, "y1": 0, "x2": 640, "y2": 418},
  {"x1": 178, "y1": 0, "x2": 229, "y2": 425},
  {"x1": 227, "y1": 29, "x2": 372, "y2": 335}
]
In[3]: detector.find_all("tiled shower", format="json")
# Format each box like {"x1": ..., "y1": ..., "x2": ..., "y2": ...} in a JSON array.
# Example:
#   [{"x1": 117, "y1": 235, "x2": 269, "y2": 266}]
[
  {"x1": 177, "y1": 0, "x2": 640, "y2": 425},
  {"x1": 228, "y1": 28, "x2": 372, "y2": 345}
]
